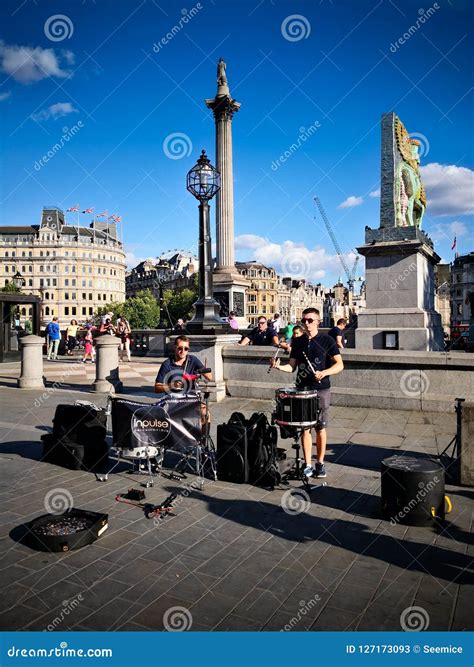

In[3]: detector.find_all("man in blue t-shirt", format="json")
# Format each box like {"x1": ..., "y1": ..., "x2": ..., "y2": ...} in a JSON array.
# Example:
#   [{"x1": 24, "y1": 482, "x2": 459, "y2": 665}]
[
  {"x1": 238, "y1": 316, "x2": 279, "y2": 347},
  {"x1": 270, "y1": 307, "x2": 343, "y2": 479},
  {"x1": 46, "y1": 317, "x2": 61, "y2": 360},
  {"x1": 154, "y1": 335, "x2": 212, "y2": 395}
]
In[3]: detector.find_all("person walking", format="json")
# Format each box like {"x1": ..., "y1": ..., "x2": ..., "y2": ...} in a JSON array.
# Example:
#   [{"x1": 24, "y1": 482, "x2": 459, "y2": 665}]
[
  {"x1": 328, "y1": 318, "x2": 347, "y2": 349},
  {"x1": 82, "y1": 324, "x2": 96, "y2": 363},
  {"x1": 46, "y1": 317, "x2": 61, "y2": 360},
  {"x1": 65, "y1": 319, "x2": 79, "y2": 356},
  {"x1": 117, "y1": 316, "x2": 132, "y2": 362}
]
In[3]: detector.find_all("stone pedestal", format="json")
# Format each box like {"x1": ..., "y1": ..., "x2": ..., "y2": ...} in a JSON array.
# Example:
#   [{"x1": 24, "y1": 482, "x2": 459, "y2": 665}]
[
  {"x1": 92, "y1": 336, "x2": 123, "y2": 393},
  {"x1": 18, "y1": 335, "x2": 45, "y2": 389},
  {"x1": 185, "y1": 333, "x2": 241, "y2": 402},
  {"x1": 213, "y1": 272, "x2": 250, "y2": 328},
  {"x1": 356, "y1": 229, "x2": 444, "y2": 351}
]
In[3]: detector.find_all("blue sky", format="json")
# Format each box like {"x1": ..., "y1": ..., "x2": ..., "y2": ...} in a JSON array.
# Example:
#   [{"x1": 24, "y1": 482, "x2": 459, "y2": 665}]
[{"x1": 1, "y1": 0, "x2": 473, "y2": 288}]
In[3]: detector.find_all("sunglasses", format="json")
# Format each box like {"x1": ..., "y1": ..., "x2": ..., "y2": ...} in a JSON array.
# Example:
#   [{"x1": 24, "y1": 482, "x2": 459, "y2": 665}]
[
  {"x1": 301, "y1": 317, "x2": 318, "y2": 324},
  {"x1": 177, "y1": 346, "x2": 189, "y2": 351}
]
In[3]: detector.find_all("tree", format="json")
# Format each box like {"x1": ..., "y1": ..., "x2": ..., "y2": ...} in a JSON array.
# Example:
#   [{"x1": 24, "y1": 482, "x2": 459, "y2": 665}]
[
  {"x1": 163, "y1": 285, "x2": 198, "y2": 325},
  {"x1": 0, "y1": 282, "x2": 21, "y2": 294},
  {"x1": 96, "y1": 290, "x2": 160, "y2": 329}
]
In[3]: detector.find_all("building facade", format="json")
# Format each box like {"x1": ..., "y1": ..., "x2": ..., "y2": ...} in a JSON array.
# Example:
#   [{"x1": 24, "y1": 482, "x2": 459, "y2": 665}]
[
  {"x1": 451, "y1": 253, "x2": 474, "y2": 327},
  {"x1": 0, "y1": 207, "x2": 126, "y2": 326},
  {"x1": 235, "y1": 262, "x2": 279, "y2": 327},
  {"x1": 126, "y1": 251, "x2": 197, "y2": 299}
]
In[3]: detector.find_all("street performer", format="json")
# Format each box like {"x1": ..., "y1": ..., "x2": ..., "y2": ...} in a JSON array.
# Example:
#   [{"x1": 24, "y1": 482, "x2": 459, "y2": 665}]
[
  {"x1": 154, "y1": 335, "x2": 213, "y2": 428},
  {"x1": 270, "y1": 308, "x2": 343, "y2": 479}
]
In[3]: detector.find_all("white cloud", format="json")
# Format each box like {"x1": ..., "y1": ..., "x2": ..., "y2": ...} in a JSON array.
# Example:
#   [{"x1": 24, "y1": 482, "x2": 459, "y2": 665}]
[
  {"x1": 369, "y1": 189, "x2": 380, "y2": 198},
  {"x1": 338, "y1": 195, "x2": 363, "y2": 209},
  {"x1": 0, "y1": 91, "x2": 11, "y2": 101},
  {"x1": 0, "y1": 41, "x2": 73, "y2": 84},
  {"x1": 235, "y1": 234, "x2": 357, "y2": 284},
  {"x1": 125, "y1": 251, "x2": 145, "y2": 269},
  {"x1": 428, "y1": 220, "x2": 470, "y2": 245},
  {"x1": 421, "y1": 163, "x2": 474, "y2": 216},
  {"x1": 32, "y1": 102, "x2": 78, "y2": 122}
]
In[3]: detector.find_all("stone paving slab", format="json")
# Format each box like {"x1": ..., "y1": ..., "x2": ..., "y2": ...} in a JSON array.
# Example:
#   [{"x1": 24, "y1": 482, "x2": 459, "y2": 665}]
[{"x1": 0, "y1": 375, "x2": 472, "y2": 632}]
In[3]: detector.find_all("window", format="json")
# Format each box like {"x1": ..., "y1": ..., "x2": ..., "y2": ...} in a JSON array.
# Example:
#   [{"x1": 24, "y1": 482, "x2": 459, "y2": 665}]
[
  {"x1": 72, "y1": 307, "x2": 77, "y2": 315},
  {"x1": 22, "y1": 265, "x2": 26, "y2": 272},
  {"x1": 45, "y1": 306, "x2": 50, "y2": 316},
  {"x1": 40, "y1": 251, "x2": 43, "y2": 257},
  {"x1": 82, "y1": 307, "x2": 86, "y2": 315},
  {"x1": 65, "y1": 266, "x2": 69, "y2": 273},
  {"x1": 72, "y1": 279, "x2": 76, "y2": 286},
  {"x1": 89, "y1": 307, "x2": 93, "y2": 315},
  {"x1": 82, "y1": 293, "x2": 86, "y2": 300},
  {"x1": 28, "y1": 266, "x2": 32, "y2": 272},
  {"x1": 65, "y1": 307, "x2": 69, "y2": 316},
  {"x1": 89, "y1": 293, "x2": 93, "y2": 300},
  {"x1": 65, "y1": 293, "x2": 69, "y2": 300},
  {"x1": 72, "y1": 266, "x2": 75, "y2": 273},
  {"x1": 65, "y1": 251, "x2": 69, "y2": 257},
  {"x1": 98, "y1": 294, "x2": 101, "y2": 301},
  {"x1": 46, "y1": 279, "x2": 51, "y2": 287},
  {"x1": 82, "y1": 280, "x2": 86, "y2": 287},
  {"x1": 22, "y1": 251, "x2": 25, "y2": 257},
  {"x1": 28, "y1": 279, "x2": 33, "y2": 287},
  {"x1": 21, "y1": 307, "x2": 26, "y2": 316},
  {"x1": 5, "y1": 252, "x2": 8, "y2": 257},
  {"x1": 5, "y1": 267, "x2": 8, "y2": 273},
  {"x1": 40, "y1": 279, "x2": 44, "y2": 287},
  {"x1": 103, "y1": 294, "x2": 106, "y2": 301},
  {"x1": 72, "y1": 293, "x2": 76, "y2": 300},
  {"x1": 29, "y1": 251, "x2": 32, "y2": 257},
  {"x1": 65, "y1": 279, "x2": 69, "y2": 286}
]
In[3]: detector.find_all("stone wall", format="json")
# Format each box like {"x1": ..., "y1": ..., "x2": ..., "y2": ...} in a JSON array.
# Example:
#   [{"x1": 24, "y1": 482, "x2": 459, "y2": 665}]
[{"x1": 222, "y1": 346, "x2": 474, "y2": 413}]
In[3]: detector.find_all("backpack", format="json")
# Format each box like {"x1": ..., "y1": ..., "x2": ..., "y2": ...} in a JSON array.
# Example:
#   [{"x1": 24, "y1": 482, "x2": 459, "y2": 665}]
[{"x1": 246, "y1": 412, "x2": 281, "y2": 489}]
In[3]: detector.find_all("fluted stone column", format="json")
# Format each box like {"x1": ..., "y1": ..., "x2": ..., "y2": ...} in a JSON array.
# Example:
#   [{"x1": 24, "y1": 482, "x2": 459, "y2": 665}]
[
  {"x1": 92, "y1": 336, "x2": 123, "y2": 393},
  {"x1": 206, "y1": 59, "x2": 249, "y2": 325},
  {"x1": 18, "y1": 335, "x2": 44, "y2": 389}
]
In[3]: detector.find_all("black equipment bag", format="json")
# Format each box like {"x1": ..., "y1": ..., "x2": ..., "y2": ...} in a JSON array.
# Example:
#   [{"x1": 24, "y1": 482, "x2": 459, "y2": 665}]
[
  {"x1": 246, "y1": 412, "x2": 281, "y2": 489},
  {"x1": 216, "y1": 423, "x2": 249, "y2": 484},
  {"x1": 41, "y1": 403, "x2": 108, "y2": 471}
]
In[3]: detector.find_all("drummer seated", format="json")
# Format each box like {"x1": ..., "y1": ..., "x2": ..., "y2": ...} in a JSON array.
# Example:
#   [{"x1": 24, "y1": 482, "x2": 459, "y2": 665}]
[{"x1": 154, "y1": 335, "x2": 212, "y2": 395}]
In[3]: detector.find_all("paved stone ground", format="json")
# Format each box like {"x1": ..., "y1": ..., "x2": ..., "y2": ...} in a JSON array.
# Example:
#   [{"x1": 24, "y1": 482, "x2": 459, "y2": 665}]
[{"x1": 0, "y1": 359, "x2": 472, "y2": 632}]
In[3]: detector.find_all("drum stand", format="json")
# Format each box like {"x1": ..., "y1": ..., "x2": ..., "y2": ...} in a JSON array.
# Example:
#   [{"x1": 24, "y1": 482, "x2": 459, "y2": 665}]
[
  {"x1": 280, "y1": 427, "x2": 311, "y2": 492},
  {"x1": 166, "y1": 385, "x2": 217, "y2": 487}
]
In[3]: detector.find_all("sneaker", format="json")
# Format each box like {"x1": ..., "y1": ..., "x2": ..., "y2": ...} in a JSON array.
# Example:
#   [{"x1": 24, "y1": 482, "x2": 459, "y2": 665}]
[
  {"x1": 303, "y1": 464, "x2": 314, "y2": 478},
  {"x1": 314, "y1": 463, "x2": 327, "y2": 478}
]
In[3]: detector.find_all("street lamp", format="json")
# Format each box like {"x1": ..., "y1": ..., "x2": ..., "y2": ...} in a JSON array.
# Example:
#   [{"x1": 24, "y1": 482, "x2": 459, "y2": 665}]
[
  {"x1": 186, "y1": 149, "x2": 227, "y2": 333},
  {"x1": 12, "y1": 271, "x2": 26, "y2": 290},
  {"x1": 157, "y1": 279, "x2": 166, "y2": 329}
]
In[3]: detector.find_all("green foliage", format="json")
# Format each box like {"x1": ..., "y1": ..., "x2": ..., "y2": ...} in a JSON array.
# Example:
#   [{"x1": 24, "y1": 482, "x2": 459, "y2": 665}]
[
  {"x1": 95, "y1": 289, "x2": 160, "y2": 329},
  {"x1": 163, "y1": 286, "x2": 198, "y2": 324},
  {"x1": 0, "y1": 282, "x2": 21, "y2": 294}
]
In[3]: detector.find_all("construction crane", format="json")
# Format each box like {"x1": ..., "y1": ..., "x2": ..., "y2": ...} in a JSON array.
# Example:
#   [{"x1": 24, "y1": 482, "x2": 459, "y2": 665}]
[{"x1": 314, "y1": 196, "x2": 359, "y2": 293}]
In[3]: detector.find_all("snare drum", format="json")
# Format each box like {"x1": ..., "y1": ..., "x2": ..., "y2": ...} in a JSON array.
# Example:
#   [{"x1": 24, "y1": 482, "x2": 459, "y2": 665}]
[{"x1": 274, "y1": 387, "x2": 319, "y2": 427}]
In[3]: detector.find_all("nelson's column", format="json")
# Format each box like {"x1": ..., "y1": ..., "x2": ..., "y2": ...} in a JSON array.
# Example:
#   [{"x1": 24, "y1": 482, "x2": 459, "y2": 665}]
[{"x1": 206, "y1": 59, "x2": 249, "y2": 324}]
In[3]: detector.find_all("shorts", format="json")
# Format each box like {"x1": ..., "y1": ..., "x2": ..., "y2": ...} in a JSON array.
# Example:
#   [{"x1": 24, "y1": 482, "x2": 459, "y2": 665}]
[{"x1": 316, "y1": 388, "x2": 331, "y2": 431}]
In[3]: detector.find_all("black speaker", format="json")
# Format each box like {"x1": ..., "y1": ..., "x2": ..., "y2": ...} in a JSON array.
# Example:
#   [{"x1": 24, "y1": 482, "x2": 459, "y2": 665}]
[
  {"x1": 216, "y1": 423, "x2": 248, "y2": 484},
  {"x1": 381, "y1": 456, "x2": 446, "y2": 526},
  {"x1": 42, "y1": 404, "x2": 108, "y2": 472}
]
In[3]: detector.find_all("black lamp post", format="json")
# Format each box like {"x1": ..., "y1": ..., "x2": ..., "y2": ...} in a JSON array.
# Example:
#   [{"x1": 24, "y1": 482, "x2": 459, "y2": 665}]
[
  {"x1": 157, "y1": 279, "x2": 166, "y2": 329},
  {"x1": 12, "y1": 271, "x2": 26, "y2": 290},
  {"x1": 186, "y1": 150, "x2": 227, "y2": 333}
]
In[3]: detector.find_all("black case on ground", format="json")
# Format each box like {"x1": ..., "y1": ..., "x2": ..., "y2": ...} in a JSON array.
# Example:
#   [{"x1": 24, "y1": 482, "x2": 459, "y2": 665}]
[
  {"x1": 41, "y1": 404, "x2": 108, "y2": 471},
  {"x1": 216, "y1": 423, "x2": 249, "y2": 484}
]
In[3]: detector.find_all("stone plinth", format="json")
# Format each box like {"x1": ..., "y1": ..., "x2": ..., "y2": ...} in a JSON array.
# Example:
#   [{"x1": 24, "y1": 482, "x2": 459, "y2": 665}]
[
  {"x1": 17, "y1": 335, "x2": 45, "y2": 389},
  {"x1": 356, "y1": 235, "x2": 444, "y2": 351},
  {"x1": 184, "y1": 333, "x2": 241, "y2": 402},
  {"x1": 460, "y1": 402, "x2": 474, "y2": 487},
  {"x1": 92, "y1": 335, "x2": 123, "y2": 393}
]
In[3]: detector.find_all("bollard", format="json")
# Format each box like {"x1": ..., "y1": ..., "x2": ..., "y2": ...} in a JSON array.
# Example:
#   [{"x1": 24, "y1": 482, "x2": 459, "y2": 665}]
[
  {"x1": 18, "y1": 335, "x2": 45, "y2": 389},
  {"x1": 92, "y1": 335, "x2": 123, "y2": 393}
]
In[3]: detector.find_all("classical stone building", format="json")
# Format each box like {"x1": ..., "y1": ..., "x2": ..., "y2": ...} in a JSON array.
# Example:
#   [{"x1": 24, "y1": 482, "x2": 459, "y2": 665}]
[
  {"x1": 451, "y1": 253, "x2": 474, "y2": 327},
  {"x1": 126, "y1": 251, "x2": 197, "y2": 299},
  {"x1": 235, "y1": 261, "x2": 278, "y2": 327},
  {"x1": 281, "y1": 278, "x2": 325, "y2": 323},
  {"x1": 0, "y1": 207, "x2": 126, "y2": 326}
]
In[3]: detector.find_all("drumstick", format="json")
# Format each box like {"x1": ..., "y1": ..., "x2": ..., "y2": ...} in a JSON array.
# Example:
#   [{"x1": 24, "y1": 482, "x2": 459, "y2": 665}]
[
  {"x1": 268, "y1": 347, "x2": 281, "y2": 374},
  {"x1": 303, "y1": 352, "x2": 320, "y2": 382}
]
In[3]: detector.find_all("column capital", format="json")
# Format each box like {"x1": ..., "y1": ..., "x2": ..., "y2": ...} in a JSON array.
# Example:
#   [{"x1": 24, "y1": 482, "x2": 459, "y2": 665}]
[{"x1": 205, "y1": 95, "x2": 241, "y2": 120}]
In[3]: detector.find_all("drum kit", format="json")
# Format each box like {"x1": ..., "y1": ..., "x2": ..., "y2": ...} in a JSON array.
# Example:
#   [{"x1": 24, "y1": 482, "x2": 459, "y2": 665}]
[
  {"x1": 273, "y1": 386, "x2": 327, "y2": 491},
  {"x1": 99, "y1": 378, "x2": 216, "y2": 488}
]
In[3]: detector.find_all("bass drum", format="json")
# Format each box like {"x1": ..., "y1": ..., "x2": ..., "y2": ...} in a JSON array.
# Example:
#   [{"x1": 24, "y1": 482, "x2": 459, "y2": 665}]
[{"x1": 274, "y1": 387, "x2": 319, "y2": 427}]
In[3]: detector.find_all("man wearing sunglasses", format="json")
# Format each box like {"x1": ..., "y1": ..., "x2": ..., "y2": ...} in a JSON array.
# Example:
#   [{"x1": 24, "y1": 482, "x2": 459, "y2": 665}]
[
  {"x1": 270, "y1": 307, "x2": 343, "y2": 479},
  {"x1": 239, "y1": 316, "x2": 279, "y2": 347},
  {"x1": 154, "y1": 335, "x2": 212, "y2": 394}
]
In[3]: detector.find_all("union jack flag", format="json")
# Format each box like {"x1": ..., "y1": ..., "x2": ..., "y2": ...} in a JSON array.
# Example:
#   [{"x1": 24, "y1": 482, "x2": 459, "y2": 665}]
[
  {"x1": 97, "y1": 211, "x2": 108, "y2": 218},
  {"x1": 66, "y1": 205, "x2": 80, "y2": 212},
  {"x1": 82, "y1": 207, "x2": 94, "y2": 214},
  {"x1": 111, "y1": 215, "x2": 122, "y2": 223}
]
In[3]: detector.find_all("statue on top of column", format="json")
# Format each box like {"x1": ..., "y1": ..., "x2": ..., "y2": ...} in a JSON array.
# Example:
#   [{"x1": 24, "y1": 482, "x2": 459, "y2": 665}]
[
  {"x1": 394, "y1": 116, "x2": 426, "y2": 228},
  {"x1": 217, "y1": 57, "x2": 230, "y2": 96}
]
